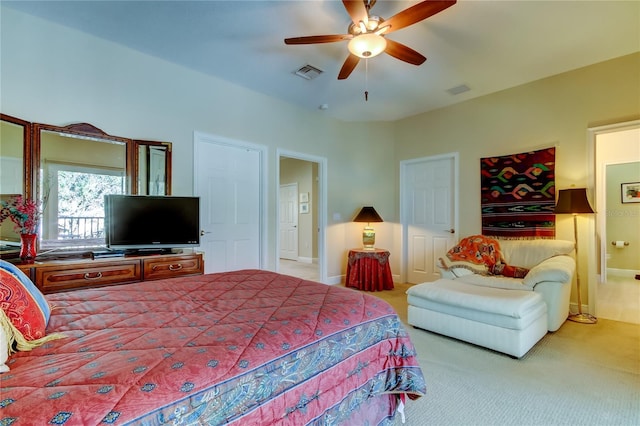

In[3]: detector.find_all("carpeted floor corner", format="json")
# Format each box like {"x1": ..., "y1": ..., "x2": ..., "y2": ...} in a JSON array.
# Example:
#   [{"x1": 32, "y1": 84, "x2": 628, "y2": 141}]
[{"x1": 358, "y1": 283, "x2": 640, "y2": 426}]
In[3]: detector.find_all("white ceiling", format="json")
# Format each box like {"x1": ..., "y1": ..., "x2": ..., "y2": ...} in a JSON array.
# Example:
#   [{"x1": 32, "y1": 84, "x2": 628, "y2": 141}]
[{"x1": 5, "y1": 0, "x2": 639, "y2": 122}]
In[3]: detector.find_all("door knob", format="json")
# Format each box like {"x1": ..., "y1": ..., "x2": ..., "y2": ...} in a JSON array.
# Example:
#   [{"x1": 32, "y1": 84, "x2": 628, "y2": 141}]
[
  {"x1": 446, "y1": 229, "x2": 455, "y2": 234},
  {"x1": 200, "y1": 230, "x2": 212, "y2": 236}
]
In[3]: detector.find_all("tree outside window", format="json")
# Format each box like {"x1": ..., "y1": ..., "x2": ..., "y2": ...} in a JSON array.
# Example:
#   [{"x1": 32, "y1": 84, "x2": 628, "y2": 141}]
[{"x1": 41, "y1": 163, "x2": 124, "y2": 249}]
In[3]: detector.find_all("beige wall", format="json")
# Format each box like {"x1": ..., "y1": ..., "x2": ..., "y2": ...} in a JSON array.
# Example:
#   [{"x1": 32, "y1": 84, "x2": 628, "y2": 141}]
[
  {"x1": 605, "y1": 163, "x2": 640, "y2": 270},
  {"x1": 0, "y1": 120, "x2": 24, "y2": 194},
  {"x1": 394, "y1": 52, "x2": 640, "y2": 304},
  {"x1": 394, "y1": 53, "x2": 640, "y2": 237},
  {"x1": 0, "y1": 121, "x2": 26, "y2": 242},
  {"x1": 2, "y1": 6, "x2": 639, "y2": 295},
  {"x1": 0, "y1": 120, "x2": 23, "y2": 158},
  {"x1": 0, "y1": 6, "x2": 396, "y2": 280},
  {"x1": 40, "y1": 132, "x2": 125, "y2": 170}
]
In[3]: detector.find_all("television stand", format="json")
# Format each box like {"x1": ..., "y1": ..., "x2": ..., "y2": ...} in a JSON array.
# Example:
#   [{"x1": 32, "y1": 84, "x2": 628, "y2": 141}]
[{"x1": 15, "y1": 252, "x2": 203, "y2": 294}]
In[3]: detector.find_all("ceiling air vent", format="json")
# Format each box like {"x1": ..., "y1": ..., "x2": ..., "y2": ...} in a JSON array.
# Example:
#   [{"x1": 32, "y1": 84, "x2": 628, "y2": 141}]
[
  {"x1": 294, "y1": 64, "x2": 324, "y2": 80},
  {"x1": 446, "y1": 84, "x2": 471, "y2": 95}
]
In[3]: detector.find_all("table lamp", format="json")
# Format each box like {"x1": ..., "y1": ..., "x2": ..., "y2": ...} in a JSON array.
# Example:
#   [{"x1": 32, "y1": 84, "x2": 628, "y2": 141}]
[
  {"x1": 554, "y1": 188, "x2": 596, "y2": 324},
  {"x1": 353, "y1": 206, "x2": 383, "y2": 250}
]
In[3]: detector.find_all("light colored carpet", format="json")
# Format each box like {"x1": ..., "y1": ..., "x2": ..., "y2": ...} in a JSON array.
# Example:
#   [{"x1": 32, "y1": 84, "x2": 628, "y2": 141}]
[
  {"x1": 353, "y1": 283, "x2": 640, "y2": 426},
  {"x1": 279, "y1": 259, "x2": 319, "y2": 282}
]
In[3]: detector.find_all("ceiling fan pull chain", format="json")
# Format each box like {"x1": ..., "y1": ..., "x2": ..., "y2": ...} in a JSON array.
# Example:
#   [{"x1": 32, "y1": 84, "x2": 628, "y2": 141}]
[{"x1": 365, "y1": 58, "x2": 369, "y2": 101}]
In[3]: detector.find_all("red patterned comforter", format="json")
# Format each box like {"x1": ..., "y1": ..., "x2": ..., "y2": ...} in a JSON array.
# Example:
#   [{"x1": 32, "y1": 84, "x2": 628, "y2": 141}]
[{"x1": 1, "y1": 269, "x2": 425, "y2": 425}]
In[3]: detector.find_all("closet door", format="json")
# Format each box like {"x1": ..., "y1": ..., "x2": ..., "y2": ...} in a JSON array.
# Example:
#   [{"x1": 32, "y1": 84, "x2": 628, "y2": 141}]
[
  {"x1": 402, "y1": 154, "x2": 457, "y2": 284},
  {"x1": 194, "y1": 132, "x2": 264, "y2": 273}
]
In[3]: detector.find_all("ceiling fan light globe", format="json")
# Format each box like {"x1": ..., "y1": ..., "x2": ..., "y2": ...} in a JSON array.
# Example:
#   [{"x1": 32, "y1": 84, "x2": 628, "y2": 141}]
[{"x1": 347, "y1": 34, "x2": 387, "y2": 59}]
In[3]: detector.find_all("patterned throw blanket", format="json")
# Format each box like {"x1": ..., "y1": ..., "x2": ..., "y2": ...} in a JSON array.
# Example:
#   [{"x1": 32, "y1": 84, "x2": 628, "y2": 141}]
[{"x1": 439, "y1": 235, "x2": 529, "y2": 278}]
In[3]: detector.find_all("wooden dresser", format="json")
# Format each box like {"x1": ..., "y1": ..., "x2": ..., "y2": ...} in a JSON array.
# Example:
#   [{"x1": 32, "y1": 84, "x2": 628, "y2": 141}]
[{"x1": 16, "y1": 252, "x2": 204, "y2": 294}]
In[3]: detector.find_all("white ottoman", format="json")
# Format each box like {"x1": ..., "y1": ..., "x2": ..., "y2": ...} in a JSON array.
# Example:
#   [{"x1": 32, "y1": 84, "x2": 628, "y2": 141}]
[{"x1": 407, "y1": 279, "x2": 548, "y2": 358}]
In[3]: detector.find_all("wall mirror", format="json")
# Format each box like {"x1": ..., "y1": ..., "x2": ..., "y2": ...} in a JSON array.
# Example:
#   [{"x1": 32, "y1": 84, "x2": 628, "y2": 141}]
[
  {"x1": 0, "y1": 114, "x2": 31, "y2": 256},
  {"x1": 34, "y1": 123, "x2": 131, "y2": 251},
  {"x1": 1, "y1": 116, "x2": 173, "y2": 256},
  {"x1": 135, "y1": 140, "x2": 172, "y2": 196},
  {"x1": 31, "y1": 122, "x2": 172, "y2": 254}
]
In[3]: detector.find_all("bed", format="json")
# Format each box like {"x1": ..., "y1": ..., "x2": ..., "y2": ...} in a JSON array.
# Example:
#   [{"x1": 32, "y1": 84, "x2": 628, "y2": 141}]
[{"x1": 1, "y1": 269, "x2": 425, "y2": 425}]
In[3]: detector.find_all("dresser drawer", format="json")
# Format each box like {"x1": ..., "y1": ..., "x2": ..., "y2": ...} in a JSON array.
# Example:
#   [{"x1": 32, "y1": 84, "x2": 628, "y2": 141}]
[
  {"x1": 36, "y1": 260, "x2": 142, "y2": 293},
  {"x1": 143, "y1": 254, "x2": 203, "y2": 280}
]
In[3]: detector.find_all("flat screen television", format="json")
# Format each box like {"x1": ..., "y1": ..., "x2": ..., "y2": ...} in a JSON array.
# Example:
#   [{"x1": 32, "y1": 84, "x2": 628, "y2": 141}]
[{"x1": 104, "y1": 194, "x2": 200, "y2": 252}]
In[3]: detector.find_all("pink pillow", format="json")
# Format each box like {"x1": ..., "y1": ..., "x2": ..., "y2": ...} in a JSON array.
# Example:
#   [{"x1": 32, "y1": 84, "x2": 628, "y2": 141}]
[{"x1": 0, "y1": 260, "x2": 51, "y2": 341}]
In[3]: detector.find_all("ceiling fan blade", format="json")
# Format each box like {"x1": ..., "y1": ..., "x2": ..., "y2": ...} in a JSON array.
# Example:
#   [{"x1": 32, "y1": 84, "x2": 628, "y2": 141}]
[
  {"x1": 285, "y1": 35, "x2": 351, "y2": 45},
  {"x1": 342, "y1": 0, "x2": 369, "y2": 26},
  {"x1": 383, "y1": 0, "x2": 456, "y2": 35},
  {"x1": 384, "y1": 39, "x2": 426, "y2": 65},
  {"x1": 338, "y1": 54, "x2": 361, "y2": 80}
]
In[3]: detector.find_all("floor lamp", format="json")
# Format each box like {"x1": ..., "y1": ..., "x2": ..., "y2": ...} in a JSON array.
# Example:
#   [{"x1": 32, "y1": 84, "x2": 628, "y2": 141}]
[{"x1": 554, "y1": 188, "x2": 597, "y2": 324}]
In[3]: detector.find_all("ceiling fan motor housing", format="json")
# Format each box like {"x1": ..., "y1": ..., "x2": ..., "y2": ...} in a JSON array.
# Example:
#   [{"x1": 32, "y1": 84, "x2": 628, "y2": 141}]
[{"x1": 348, "y1": 16, "x2": 385, "y2": 36}]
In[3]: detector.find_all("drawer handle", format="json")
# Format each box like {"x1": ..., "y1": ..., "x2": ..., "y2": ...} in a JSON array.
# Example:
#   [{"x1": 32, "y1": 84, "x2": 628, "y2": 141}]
[
  {"x1": 83, "y1": 272, "x2": 103, "y2": 280},
  {"x1": 151, "y1": 264, "x2": 183, "y2": 271}
]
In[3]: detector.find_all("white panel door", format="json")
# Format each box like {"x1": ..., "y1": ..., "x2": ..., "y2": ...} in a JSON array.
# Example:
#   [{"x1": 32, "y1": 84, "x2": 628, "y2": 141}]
[
  {"x1": 279, "y1": 183, "x2": 299, "y2": 260},
  {"x1": 403, "y1": 155, "x2": 456, "y2": 283},
  {"x1": 195, "y1": 135, "x2": 261, "y2": 274}
]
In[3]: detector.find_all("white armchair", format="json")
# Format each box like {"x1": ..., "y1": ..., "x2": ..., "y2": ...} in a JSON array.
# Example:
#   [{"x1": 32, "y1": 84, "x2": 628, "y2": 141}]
[
  {"x1": 438, "y1": 239, "x2": 575, "y2": 331},
  {"x1": 408, "y1": 238, "x2": 576, "y2": 357}
]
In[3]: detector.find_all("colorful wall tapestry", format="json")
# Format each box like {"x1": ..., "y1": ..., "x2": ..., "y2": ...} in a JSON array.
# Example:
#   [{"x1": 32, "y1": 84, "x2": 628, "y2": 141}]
[{"x1": 481, "y1": 147, "x2": 556, "y2": 238}]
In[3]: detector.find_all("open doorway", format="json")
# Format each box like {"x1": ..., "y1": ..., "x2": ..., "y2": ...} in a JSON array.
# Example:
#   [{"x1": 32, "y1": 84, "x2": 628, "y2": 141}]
[
  {"x1": 277, "y1": 150, "x2": 327, "y2": 283},
  {"x1": 590, "y1": 121, "x2": 640, "y2": 324}
]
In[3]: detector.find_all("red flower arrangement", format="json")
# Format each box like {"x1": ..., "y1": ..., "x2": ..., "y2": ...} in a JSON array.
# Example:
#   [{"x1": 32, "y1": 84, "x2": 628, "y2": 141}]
[{"x1": 0, "y1": 195, "x2": 41, "y2": 234}]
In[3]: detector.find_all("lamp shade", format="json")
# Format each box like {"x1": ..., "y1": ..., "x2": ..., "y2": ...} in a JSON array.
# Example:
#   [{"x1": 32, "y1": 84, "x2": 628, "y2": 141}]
[
  {"x1": 554, "y1": 188, "x2": 594, "y2": 214},
  {"x1": 353, "y1": 206, "x2": 383, "y2": 223}
]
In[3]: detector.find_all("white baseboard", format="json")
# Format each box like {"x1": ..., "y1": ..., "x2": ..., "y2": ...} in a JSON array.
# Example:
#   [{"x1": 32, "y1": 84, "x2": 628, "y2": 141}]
[
  {"x1": 326, "y1": 275, "x2": 343, "y2": 285},
  {"x1": 569, "y1": 302, "x2": 593, "y2": 315},
  {"x1": 607, "y1": 268, "x2": 640, "y2": 278},
  {"x1": 296, "y1": 256, "x2": 317, "y2": 264}
]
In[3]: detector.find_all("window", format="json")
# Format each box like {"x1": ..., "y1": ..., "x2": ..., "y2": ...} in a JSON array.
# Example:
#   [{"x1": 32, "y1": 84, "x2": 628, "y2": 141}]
[{"x1": 41, "y1": 162, "x2": 125, "y2": 250}]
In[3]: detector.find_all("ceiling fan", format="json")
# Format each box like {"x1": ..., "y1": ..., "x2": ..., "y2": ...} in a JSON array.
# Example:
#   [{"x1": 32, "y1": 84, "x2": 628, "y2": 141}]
[{"x1": 284, "y1": 0, "x2": 456, "y2": 80}]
